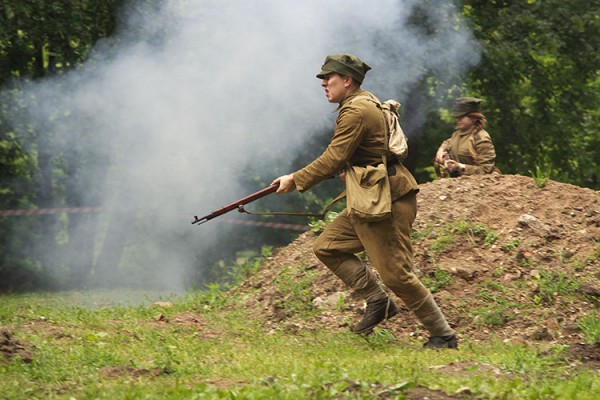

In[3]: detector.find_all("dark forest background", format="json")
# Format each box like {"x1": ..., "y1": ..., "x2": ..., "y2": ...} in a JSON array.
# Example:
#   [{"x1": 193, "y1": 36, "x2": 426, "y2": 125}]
[{"x1": 1, "y1": 0, "x2": 598, "y2": 291}]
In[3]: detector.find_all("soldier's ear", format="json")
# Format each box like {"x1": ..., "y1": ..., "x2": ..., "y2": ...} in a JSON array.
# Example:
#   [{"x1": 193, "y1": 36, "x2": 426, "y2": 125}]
[{"x1": 343, "y1": 75, "x2": 355, "y2": 88}]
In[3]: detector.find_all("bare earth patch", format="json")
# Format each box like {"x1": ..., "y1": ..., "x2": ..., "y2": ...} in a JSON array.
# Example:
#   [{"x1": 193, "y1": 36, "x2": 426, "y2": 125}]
[
  {"x1": 205, "y1": 379, "x2": 249, "y2": 389},
  {"x1": 564, "y1": 343, "x2": 600, "y2": 369},
  {"x1": 0, "y1": 328, "x2": 35, "y2": 363},
  {"x1": 429, "y1": 360, "x2": 518, "y2": 380},
  {"x1": 152, "y1": 310, "x2": 221, "y2": 339},
  {"x1": 313, "y1": 380, "x2": 463, "y2": 399},
  {"x1": 98, "y1": 365, "x2": 167, "y2": 378},
  {"x1": 404, "y1": 386, "x2": 464, "y2": 400}
]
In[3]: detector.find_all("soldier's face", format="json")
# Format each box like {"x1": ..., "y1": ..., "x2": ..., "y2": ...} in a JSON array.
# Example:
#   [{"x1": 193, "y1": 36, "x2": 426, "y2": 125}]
[
  {"x1": 455, "y1": 115, "x2": 475, "y2": 130},
  {"x1": 321, "y1": 73, "x2": 349, "y2": 104}
]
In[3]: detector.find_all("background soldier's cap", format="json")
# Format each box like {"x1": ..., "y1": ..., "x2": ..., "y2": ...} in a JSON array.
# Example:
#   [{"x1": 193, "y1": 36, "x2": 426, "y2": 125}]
[
  {"x1": 452, "y1": 97, "x2": 483, "y2": 117},
  {"x1": 316, "y1": 54, "x2": 371, "y2": 83}
]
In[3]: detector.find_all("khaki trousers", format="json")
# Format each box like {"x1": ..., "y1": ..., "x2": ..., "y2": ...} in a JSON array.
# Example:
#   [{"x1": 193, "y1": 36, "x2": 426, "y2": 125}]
[{"x1": 313, "y1": 191, "x2": 454, "y2": 336}]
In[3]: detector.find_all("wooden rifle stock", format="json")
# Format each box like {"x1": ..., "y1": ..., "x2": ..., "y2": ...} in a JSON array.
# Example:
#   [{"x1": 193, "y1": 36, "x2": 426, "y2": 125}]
[{"x1": 191, "y1": 183, "x2": 279, "y2": 225}]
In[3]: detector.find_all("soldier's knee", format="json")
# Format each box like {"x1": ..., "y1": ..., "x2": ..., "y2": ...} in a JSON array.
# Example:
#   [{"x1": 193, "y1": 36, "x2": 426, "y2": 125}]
[
  {"x1": 312, "y1": 236, "x2": 327, "y2": 261},
  {"x1": 381, "y1": 269, "x2": 420, "y2": 289}
]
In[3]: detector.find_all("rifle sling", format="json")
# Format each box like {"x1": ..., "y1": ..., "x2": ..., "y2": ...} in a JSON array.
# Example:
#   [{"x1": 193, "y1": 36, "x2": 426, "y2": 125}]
[{"x1": 237, "y1": 191, "x2": 345, "y2": 220}]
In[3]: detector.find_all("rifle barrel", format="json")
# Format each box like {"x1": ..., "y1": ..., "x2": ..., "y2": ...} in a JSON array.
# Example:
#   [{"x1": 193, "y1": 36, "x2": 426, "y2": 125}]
[{"x1": 191, "y1": 183, "x2": 279, "y2": 225}]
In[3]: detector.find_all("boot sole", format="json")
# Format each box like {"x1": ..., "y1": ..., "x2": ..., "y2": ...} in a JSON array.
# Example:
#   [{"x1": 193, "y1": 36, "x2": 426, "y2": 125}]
[{"x1": 423, "y1": 335, "x2": 459, "y2": 349}]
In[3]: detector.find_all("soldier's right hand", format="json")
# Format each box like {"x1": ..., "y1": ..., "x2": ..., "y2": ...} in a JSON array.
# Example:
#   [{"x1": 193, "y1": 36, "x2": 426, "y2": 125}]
[
  {"x1": 435, "y1": 148, "x2": 449, "y2": 163},
  {"x1": 271, "y1": 174, "x2": 297, "y2": 194}
]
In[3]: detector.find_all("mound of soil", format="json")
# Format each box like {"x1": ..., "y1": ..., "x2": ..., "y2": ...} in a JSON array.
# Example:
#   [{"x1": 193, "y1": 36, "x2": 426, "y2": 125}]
[
  {"x1": 0, "y1": 328, "x2": 35, "y2": 363},
  {"x1": 230, "y1": 174, "x2": 599, "y2": 360}
]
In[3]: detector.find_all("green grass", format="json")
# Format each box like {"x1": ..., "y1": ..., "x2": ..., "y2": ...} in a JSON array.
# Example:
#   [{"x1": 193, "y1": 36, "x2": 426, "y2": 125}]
[
  {"x1": 529, "y1": 164, "x2": 552, "y2": 188},
  {"x1": 579, "y1": 312, "x2": 600, "y2": 344},
  {"x1": 535, "y1": 268, "x2": 580, "y2": 304},
  {"x1": 422, "y1": 220, "x2": 499, "y2": 256},
  {"x1": 502, "y1": 238, "x2": 520, "y2": 252},
  {"x1": 0, "y1": 290, "x2": 598, "y2": 399},
  {"x1": 421, "y1": 268, "x2": 452, "y2": 293},
  {"x1": 271, "y1": 263, "x2": 320, "y2": 318}
]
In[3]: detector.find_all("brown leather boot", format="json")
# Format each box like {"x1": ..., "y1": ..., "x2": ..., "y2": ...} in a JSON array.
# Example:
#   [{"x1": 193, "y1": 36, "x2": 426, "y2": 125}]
[{"x1": 352, "y1": 297, "x2": 399, "y2": 334}]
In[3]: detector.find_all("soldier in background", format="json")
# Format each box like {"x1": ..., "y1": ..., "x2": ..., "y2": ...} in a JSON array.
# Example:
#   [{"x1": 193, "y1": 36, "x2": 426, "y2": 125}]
[
  {"x1": 434, "y1": 97, "x2": 499, "y2": 177},
  {"x1": 272, "y1": 54, "x2": 457, "y2": 349}
]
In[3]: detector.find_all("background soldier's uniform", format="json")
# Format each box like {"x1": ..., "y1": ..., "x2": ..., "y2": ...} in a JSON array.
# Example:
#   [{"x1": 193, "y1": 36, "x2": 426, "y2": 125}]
[
  {"x1": 439, "y1": 127, "x2": 499, "y2": 175},
  {"x1": 438, "y1": 96, "x2": 499, "y2": 176}
]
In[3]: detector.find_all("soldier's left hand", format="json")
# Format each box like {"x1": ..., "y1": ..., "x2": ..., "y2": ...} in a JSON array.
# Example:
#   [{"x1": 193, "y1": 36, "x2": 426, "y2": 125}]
[{"x1": 444, "y1": 159, "x2": 465, "y2": 173}]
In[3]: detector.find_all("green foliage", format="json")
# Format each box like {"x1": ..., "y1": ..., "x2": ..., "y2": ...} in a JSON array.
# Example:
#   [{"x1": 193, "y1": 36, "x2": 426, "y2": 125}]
[
  {"x1": 232, "y1": 247, "x2": 273, "y2": 282},
  {"x1": 410, "y1": 222, "x2": 434, "y2": 240},
  {"x1": 191, "y1": 283, "x2": 227, "y2": 309},
  {"x1": 483, "y1": 231, "x2": 499, "y2": 246},
  {"x1": 334, "y1": 292, "x2": 348, "y2": 312},
  {"x1": 0, "y1": 0, "x2": 126, "y2": 83},
  {"x1": 421, "y1": 268, "x2": 452, "y2": 293},
  {"x1": 529, "y1": 164, "x2": 552, "y2": 188},
  {"x1": 362, "y1": 327, "x2": 397, "y2": 348},
  {"x1": 470, "y1": 280, "x2": 520, "y2": 326},
  {"x1": 429, "y1": 232, "x2": 454, "y2": 252},
  {"x1": 473, "y1": 305, "x2": 513, "y2": 326},
  {"x1": 309, "y1": 211, "x2": 339, "y2": 234},
  {"x1": 571, "y1": 243, "x2": 600, "y2": 271},
  {"x1": 578, "y1": 312, "x2": 600, "y2": 344},
  {"x1": 460, "y1": 0, "x2": 600, "y2": 189},
  {"x1": 535, "y1": 269, "x2": 580, "y2": 304},
  {"x1": 271, "y1": 264, "x2": 318, "y2": 319},
  {"x1": 454, "y1": 220, "x2": 499, "y2": 245},
  {"x1": 427, "y1": 220, "x2": 499, "y2": 255},
  {"x1": 0, "y1": 0, "x2": 127, "y2": 291},
  {"x1": 502, "y1": 238, "x2": 520, "y2": 252}
]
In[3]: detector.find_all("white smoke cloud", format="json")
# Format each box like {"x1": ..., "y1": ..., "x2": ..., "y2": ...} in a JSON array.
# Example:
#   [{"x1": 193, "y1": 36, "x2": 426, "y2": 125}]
[{"x1": 13, "y1": 0, "x2": 480, "y2": 290}]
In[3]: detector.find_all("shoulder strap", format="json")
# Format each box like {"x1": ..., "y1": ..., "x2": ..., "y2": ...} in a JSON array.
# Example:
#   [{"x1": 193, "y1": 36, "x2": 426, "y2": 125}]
[
  {"x1": 345, "y1": 94, "x2": 389, "y2": 159},
  {"x1": 348, "y1": 95, "x2": 381, "y2": 106}
]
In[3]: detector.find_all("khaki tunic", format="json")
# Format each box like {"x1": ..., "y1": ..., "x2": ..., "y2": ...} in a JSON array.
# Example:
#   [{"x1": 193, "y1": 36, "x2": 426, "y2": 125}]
[
  {"x1": 293, "y1": 89, "x2": 432, "y2": 312},
  {"x1": 294, "y1": 90, "x2": 418, "y2": 201},
  {"x1": 440, "y1": 128, "x2": 499, "y2": 175}
]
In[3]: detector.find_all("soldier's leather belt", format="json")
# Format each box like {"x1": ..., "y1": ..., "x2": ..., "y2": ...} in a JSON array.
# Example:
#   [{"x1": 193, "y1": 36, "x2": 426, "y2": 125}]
[
  {"x1": 353, "y1": 158, "x2": 399, "y2": 176},
  {"x1": 387, "y1": 163, "x2": 397, "y2": 176}
]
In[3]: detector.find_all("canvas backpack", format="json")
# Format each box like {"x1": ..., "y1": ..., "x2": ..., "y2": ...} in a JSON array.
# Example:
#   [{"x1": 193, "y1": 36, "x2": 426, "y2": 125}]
[{"x1": 350, "y1": 96, "x2": 409, "y2": 160}]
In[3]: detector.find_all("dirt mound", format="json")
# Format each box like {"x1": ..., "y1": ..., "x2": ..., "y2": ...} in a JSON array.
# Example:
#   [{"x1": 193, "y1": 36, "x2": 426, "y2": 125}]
[
  {"x1": 0, "y1": 328, "x2": 35, "y2": 363},
  {"x1": 231, "y1": 174, "x2": 599, "y2": 352}
]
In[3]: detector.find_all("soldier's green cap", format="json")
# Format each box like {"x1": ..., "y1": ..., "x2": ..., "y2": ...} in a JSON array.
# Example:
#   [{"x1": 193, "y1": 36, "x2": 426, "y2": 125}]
[
  {"x1": 452, "y1": 97, "x2": 483, "y2": 117},
  {"x1": 316, "y1": 54, "x2": 371, "y2": 83}
]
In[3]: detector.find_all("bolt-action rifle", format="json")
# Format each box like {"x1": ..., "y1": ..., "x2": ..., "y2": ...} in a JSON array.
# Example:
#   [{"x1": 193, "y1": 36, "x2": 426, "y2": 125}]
[
  {"x1": 191, "y1": 181, "x2": 340, "y2": 226},
  {"x1": 191, "y1": 183, "x2": 280, "y2": 225}
]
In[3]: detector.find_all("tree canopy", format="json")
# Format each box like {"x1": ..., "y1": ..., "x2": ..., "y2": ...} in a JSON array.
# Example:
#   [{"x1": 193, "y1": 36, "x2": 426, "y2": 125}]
[{"x1": 463, "y1": 0, "x2": 600, "y2": 187}]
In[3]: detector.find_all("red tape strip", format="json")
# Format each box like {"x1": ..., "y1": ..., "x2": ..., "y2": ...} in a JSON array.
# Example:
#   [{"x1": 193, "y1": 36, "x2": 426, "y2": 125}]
[
  {"x1": 0, "y1": 208, "x2": 310, "y2": 231},
  {"x1": 0, "y1": 207, "x2": 102, "y2": 216}
]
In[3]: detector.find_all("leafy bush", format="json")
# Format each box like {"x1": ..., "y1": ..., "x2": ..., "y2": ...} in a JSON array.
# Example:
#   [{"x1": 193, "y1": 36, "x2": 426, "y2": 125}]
[{"x1": 309, "y1": 211, "x2": 339, "y2": 234}]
